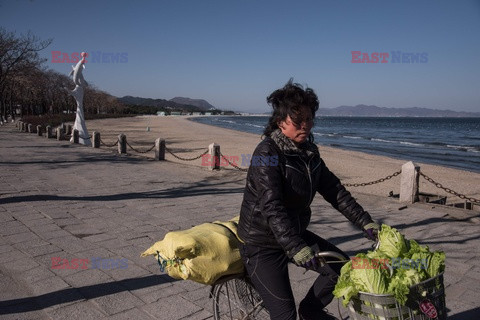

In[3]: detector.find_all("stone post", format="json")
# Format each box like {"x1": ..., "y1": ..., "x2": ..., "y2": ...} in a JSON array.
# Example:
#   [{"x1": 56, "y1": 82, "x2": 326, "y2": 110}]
[
  {"x1": 208, "y1": 143, "x2": 220, "y2": 170},
  {"x1": 66, "y1": 124, "x2": 72, "y2": 136},
  {"x1": 93, "y1": 131, "x2": 100, "y2": 148},
  {"x1": 73, "y1": 129, "x2": 79, "y2": 144},
  {"x1": 400, "y1": 161, "x2": 420, "y2": 203},
  {"x1": 155, "y1": 138, "x2": 165, "y2": 160},
  {"x1": 28, "y1": 123, "x2": 33, "y2": 133},
  {"x1": 118, "y1": 134, "x2": 126, "y2": 154},
  {"x1": 18, "y1": 121, "x2": 22, "y2": 130},
  {"x1": 37, "y1": 125, "x2": 42, "y2": 136},
  {"x1": 56, "y1": 127, "x2": 64, "y2": 141},
  {"x1": 46, "y1": 126, "x2": 52, "y2": 138}
]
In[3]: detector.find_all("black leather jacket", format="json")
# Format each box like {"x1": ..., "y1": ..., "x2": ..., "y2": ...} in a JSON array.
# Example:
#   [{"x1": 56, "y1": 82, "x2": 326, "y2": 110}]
[{"x1": 238, "y1": 130, "x2": 374, "y2": 259}]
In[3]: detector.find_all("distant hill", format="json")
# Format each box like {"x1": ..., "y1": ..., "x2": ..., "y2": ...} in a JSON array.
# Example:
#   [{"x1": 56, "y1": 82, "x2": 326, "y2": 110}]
[
  {"x1": 170, "y1": 97, "x2": 216, "y2": 111},
  {"x1": 319, "y1": 105, "x2": 480, "y2": 117},
  {"x1": 118, "y1": 96, "x2": 208, "y2": 112}
]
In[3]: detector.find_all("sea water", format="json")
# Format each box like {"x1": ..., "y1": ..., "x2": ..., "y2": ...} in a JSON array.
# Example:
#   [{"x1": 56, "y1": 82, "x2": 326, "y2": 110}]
[{"x1": 190, "y1": 116, "x2": 480, "y2": 173}]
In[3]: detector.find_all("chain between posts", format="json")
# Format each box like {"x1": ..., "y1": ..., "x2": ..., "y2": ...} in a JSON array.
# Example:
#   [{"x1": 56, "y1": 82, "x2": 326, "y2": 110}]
[
  {"x1": 343, "y1": 170, "x2": 401, "y2": 187},
  {"x1": 419, "y1": 171, "x2": 480, "y2": 204},
  {"x1": 165, "y1": 147, "x2": 209, "y2": 161},
  {"x1": 126, "y1": 140, "x2": 156, "y2": 154},
  {"x1": 219, "y1": 151, "x2": 248, "y2": 172},
  {"x1": 100, "y1": 138, "x2": 119, "y2": 147}
]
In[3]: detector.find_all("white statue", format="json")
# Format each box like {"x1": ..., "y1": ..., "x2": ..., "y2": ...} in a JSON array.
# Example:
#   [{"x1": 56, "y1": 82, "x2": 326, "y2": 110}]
[{"x1": 67, "y1": 52, "x2": 91, "y2": 146}]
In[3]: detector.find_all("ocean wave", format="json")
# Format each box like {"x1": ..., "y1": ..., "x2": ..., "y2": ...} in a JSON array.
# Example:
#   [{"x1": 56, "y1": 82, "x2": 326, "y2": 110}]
[
  {"x1": 245, "y1": 123, "x2": 264, "y2": 128},
  {"x1": 343, "y1": 135, "x2": 362, "y2": 140},
  {"x1": 371, "y1": 138, "x2": 395, "y2": 143},
  {"x1": 218, "y1": 120, "x2": 237, "y2": 124},
  {"x1": 313, "y1": 132, "x2": 338, "y2": 137},
  {"x1": 446, "y1": 145, "x2": 480, "y2": 153},
  {"x1": 400, "y1": 141, "x2": 425, "y2": 147}
]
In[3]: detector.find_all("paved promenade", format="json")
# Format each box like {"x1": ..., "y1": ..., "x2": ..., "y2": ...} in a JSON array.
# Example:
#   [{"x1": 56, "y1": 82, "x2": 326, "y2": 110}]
[{"x1": 0, "y1": 123, "x2": 479, "y2": 319}]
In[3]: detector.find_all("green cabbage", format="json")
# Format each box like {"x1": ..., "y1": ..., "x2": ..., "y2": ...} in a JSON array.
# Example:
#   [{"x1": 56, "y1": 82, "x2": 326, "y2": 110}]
[
  {"x1": 333, "y1": 224, "x2": 445, "y2": 307},
  {"x1": 378, "y1": 225, "x2": 408, "y2": 258}
]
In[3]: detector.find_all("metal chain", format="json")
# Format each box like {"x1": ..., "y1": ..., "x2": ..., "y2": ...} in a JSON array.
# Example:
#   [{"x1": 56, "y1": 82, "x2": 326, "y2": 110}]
[
  {"x1": 78, "y1": 135, "x2": 92, "y2": 140},
  {"x1": 165, "y1": 147, "x2": 209, "y2": 161},
  {"x1": 100, "y1": 138, "x2": 119, "y2": 147},
  {"x1": 126, "y1": 140, "x2": 156, "y2": 154},
  {"x1": 419, "y1": 171, "x2": 480, "y2": 204},
  {"x1": 344, "y1": 170, "x2": 401, "y2": 187},
  {"x1": 219, "y1": 151, "x2": 248, "y2": 172}
]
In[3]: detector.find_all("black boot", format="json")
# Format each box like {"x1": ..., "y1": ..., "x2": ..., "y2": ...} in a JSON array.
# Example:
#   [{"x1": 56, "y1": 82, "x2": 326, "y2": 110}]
[{"x1": 298, "y1": 303, "x2": 338, "y2": 320}]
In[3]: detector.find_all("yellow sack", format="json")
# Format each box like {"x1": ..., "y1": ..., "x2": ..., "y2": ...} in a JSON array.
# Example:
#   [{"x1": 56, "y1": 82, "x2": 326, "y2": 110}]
[{"x1": 141, "y1": 216, "x2": 244, "y2": 285}]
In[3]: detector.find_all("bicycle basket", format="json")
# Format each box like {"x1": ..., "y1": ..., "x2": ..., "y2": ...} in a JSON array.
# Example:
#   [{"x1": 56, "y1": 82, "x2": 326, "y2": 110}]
[{"x1": 347, "y1": 272, "x2": 446, "y2": 320}]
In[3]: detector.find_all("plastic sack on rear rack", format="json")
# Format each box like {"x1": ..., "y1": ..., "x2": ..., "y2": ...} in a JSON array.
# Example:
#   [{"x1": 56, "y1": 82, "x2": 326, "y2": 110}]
[{"x1": 141, "y1": 216, "x2": 244, "y2": 285}]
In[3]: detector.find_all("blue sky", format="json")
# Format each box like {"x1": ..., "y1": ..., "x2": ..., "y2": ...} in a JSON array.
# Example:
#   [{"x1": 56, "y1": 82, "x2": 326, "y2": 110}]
[{"x1": 1, "y1": 0, "x2": 479, "y2": 113}]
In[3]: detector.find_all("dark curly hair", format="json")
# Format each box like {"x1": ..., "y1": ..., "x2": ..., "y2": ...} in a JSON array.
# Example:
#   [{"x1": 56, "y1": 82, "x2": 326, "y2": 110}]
[{"x1": 263, "y1": 78, "x2": 319, "y2": 141}]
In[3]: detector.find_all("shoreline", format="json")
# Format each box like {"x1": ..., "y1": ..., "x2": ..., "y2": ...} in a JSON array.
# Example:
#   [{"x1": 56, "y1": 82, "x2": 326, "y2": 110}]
[
  {"x1": 85, "y1": 115, "x2": 480, "y2": 202},
  {"x1": 187, "y1": 115, "x2": 480, "y2": 174}
]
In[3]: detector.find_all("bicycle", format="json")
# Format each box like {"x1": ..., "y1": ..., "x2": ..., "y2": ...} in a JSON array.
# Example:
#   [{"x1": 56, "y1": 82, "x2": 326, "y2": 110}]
[{"x1": 210, "y1": 250, "x2": 349, "y2": 320}]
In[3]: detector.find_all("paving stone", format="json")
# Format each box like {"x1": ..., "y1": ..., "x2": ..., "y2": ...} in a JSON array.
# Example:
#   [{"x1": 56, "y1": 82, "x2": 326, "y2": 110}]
[
  {"x1": 0, "y1": 249, "x2": 29, "y2": 263},
  {"x1": 180, "y1": 309, "x2": 214, "y2": 320},
  {"x1": 92, "y1": 290, "x2": 144, "y2": 315},
  {"x1": 35, "y1": 287, "x2": 86, "y2": 311},
  {"x1": 30, "y1": 276, "x2": 71, "y2": 296},
  {"x1": 106, "y1": 307, "x2": 155, "y2": 319},
  {"x1": 45, "y1": 301, "x2": 106, "y2": 319},
  {"x1": 35, "y1": 229, "x2": 72, "y2": 240},
  {"x1": 141, "y1": 295, "x2": 203, "y2": 319},
  {"x1": 1, "y1": 256, "x2": 40, "y2": 273},
  {"x1": 180, "y1": 286, "x2": 212, "y2": 302},
  {"x1": 49, "y1": 236, "x2": 99, "y2": 253},
  {"x1": 19, "y1": 266, "x2": 57, "y2": 283},
  {"x1": 22, "y1": 217, "x2": 54, "y2": 227},
  {"x1": 64, "y1": 268, "x2": 114, "y2": 287},
  {"x1": 2, "y1": 231, "x2": 42, "y2": 244},
  {"x1": 0, "y1": 225, "x2": 30, "y2": 236},
  {"x1": 102, "y1": 261, "x2": 150, "y2": 281},
  {"x1": 81, "y1": 233, "x2": 118, "y2": 243},
  {"x1": 0, "y1": 244, "x2": 15, "y2": 254},
  {"x1": 138, "y1": 282, "x2": 187, "y2": 304}
]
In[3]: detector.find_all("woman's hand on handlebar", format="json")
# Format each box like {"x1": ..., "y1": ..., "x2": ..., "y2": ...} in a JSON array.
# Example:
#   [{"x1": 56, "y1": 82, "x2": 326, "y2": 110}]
[
  {"x1": 292, "y1": 246, "x2": 323, "y2": 269},
  {"x1": 363, "y1": 222, "x2": 380, "y2": 242}
]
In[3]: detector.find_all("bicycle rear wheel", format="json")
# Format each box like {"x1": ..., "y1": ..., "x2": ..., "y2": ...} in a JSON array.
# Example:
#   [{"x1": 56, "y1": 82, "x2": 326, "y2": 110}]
[{"x1": 212, "y1": 277, "x2": 269, "y2": 320}]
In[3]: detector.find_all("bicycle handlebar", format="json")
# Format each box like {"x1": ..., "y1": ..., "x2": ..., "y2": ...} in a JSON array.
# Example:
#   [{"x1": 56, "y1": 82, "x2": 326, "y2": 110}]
[{"x1": 314, "y1": 251, "x2": 349, "y2": 262}]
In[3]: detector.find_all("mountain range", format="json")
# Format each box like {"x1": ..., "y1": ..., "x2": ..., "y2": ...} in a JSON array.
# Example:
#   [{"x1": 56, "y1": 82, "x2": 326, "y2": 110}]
[
  {"x1": 119, "y1": 96, "x2": 479, "y2": 117},
  {"x1": 318, "y1": 104, "x2": 480, "y2": 117}
]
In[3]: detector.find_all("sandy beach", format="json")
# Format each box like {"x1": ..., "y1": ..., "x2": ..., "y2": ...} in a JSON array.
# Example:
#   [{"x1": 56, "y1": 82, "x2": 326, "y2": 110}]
[{"x1": 85, "y1": 115, "x2": 480, "y2": 205}]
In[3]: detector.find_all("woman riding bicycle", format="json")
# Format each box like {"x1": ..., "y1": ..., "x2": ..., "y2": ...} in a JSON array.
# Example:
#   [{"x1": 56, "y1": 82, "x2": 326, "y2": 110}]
[{"x1": 237, "y1": 79, "x2": 379, "y2": 320}]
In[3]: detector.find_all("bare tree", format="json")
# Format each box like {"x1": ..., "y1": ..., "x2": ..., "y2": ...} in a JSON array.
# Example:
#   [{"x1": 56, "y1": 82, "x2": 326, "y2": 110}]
[{"x1": 0, "y1": 28, "x2": 52, "y2": 122}]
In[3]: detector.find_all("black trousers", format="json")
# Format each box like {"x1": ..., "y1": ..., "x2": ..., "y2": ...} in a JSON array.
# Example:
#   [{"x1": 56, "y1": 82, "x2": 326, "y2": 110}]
[{"x1": 239, "y1": 231, "x2": 347, "y2": 320}]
